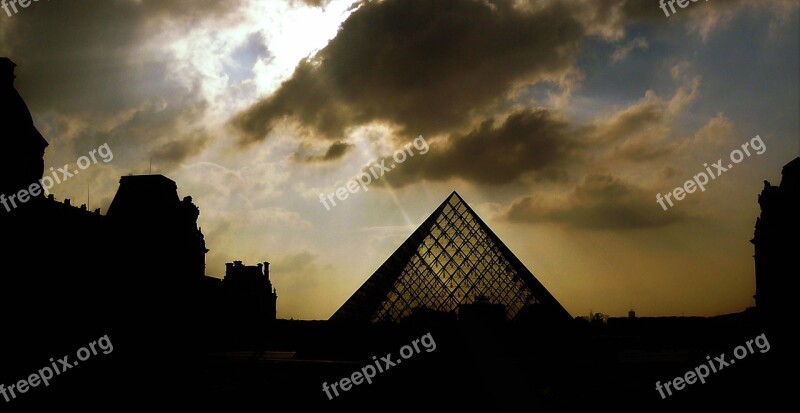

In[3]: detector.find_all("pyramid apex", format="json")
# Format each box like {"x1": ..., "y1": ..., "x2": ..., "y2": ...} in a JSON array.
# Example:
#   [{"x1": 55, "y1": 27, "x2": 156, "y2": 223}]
[{"x1": 447, "y1": 190, "x2": 464, "y2": 202}]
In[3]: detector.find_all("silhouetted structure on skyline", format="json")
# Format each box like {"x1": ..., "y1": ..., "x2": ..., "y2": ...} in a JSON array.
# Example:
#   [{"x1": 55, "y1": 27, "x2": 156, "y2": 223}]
[
  {"x1": 0, "y1": 57, "x2": 48, "y2": 199},
  {"x1": 752, "y1": 157, "x2": 799, "y2": 321},
  {"x1": 107, "y1": 174, "x2": 209, "y2": 283},
  {"x1": 331, "y1": 192, "x2": 571, "y2": 324},
  {"x1": 224, "y1": 260, "x2": 278, "y2": 321}
]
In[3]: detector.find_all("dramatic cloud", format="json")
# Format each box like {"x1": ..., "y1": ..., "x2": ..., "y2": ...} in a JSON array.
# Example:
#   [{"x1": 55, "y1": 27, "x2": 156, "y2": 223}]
[
  {"x1": 378, "y1": 108, "x2": 576, "y2": 186},
  {"x1": 504, "y1": 174, "x2": 690, "y2": 229},
  {"x1": 380, "y1": 74, "x2": 704, "y2": 187},
  {"x1": 495, "y1": 80, "x2": 738, "y2": 231},
  {"x1": 232, "y1": 0, "x2": 585, "y2": 144},
  {"x1": 581, "y1": 75, "x2": 701, "y2": 164}
]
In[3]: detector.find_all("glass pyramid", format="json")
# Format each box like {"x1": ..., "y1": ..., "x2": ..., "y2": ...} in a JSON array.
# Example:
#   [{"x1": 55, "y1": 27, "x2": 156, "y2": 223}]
[{"x1": 331, "y1": 192, "x2": 570, "y2": 323}]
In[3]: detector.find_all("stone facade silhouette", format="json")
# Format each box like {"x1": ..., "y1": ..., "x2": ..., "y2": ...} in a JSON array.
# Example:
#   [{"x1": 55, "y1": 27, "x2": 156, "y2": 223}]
[
  {"x1": 0, "y1": 57, "x2": 48, "y2": 199},
  {"x1": 752, "y1": 157, "x2": 799, "y2": 321},
  {"x1": 224, "y1": 260, "x2": 278, "y2": 321}
]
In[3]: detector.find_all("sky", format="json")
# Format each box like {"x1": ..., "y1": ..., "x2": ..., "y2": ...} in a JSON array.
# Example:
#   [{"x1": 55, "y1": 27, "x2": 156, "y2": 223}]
[{"x1": 1, "y1": 0, "x2": 798, "y2": 320}]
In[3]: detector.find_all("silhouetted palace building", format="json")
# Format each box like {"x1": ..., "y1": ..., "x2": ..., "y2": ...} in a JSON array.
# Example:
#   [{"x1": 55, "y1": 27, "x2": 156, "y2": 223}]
[{"x1": 0, "y1": 58, "x2": 278, "y2": 372}]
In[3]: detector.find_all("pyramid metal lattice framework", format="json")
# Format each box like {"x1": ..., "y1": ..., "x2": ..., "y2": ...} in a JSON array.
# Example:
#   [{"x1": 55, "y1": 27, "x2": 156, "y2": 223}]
[{"x1": 331, "y1": 192, "x2": 571, "y2": 323}]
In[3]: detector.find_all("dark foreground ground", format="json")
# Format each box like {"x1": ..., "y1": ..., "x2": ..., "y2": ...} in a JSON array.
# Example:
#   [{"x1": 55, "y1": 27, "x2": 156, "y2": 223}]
[{"x1": 2, "y1": 310, "x2": 793, "y2": 411}]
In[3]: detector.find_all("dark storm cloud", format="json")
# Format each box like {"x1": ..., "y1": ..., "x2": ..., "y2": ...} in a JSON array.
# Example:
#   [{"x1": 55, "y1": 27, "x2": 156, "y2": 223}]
[
  {"x1": 378, "y1": 108, "x2": 576, "y2": 186},
  {"x1": 504, "y1": 174, "x2": 689, "y2": 230},
  {"x1": 232, "y1": 0, "x2": 585, "y2": 144},
  {"x1": 232, "y1": 0, "x2": 785, "y2": 146},
  {"x1": 302, "y1": 141, "x2": 354, "y2": 162}
]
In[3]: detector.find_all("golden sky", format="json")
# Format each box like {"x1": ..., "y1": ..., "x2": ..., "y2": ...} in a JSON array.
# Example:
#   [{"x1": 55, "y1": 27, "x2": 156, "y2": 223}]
[{"x1": 2, "y1": 0, "x2": 798, "y2": 319}]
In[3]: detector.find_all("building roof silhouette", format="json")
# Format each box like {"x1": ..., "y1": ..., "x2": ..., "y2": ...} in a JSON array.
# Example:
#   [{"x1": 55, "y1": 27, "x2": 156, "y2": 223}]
[{"x1": 107, "y1": 175, "x2": 180, "y2": 218}]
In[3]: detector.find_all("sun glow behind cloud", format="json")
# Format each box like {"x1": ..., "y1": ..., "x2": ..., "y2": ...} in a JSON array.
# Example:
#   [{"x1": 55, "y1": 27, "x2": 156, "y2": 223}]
[{"x1": 149, "y1": 0, "x2": 355, "y2": 127}]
